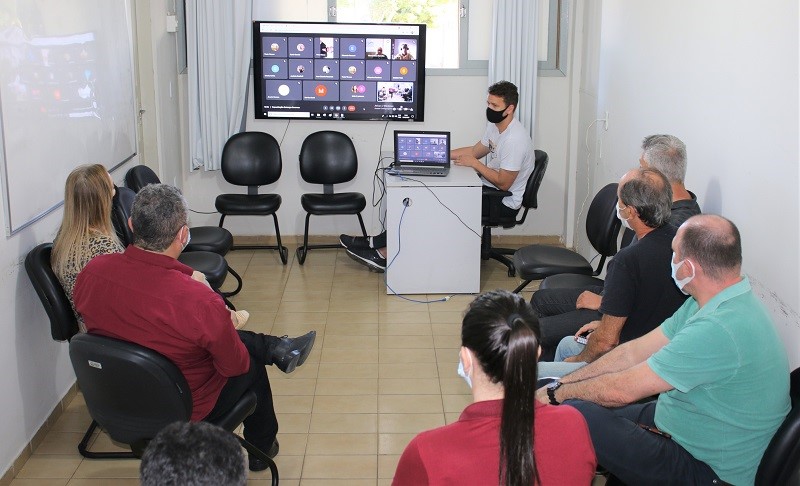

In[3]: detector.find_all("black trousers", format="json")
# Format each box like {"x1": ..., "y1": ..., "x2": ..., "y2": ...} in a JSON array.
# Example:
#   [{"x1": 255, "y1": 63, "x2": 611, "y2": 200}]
[
  {"x1": 531, "y1": 286, "x2": 603, "y2": 360},
  {"x1": 203, "y1": 331, "x2": 280, "y2": 452},
  {"x1": 567, "y1": 399, "x2": 723, "y2": 485}
]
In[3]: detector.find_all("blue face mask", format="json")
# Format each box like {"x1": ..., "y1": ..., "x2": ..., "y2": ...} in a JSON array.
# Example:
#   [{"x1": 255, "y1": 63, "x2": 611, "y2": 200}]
[
  {"x1": 457, "y1": 350, "x2": 472, "y2": 389},
  {"x1": 670, "y1": 252, "x2": 695, "y2": 295}
]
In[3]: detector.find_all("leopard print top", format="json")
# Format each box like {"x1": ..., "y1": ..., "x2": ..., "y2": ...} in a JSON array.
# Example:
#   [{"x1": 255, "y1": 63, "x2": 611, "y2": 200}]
[{"x1": 55, "y1": 233, "x2": 123, "y2": 332}]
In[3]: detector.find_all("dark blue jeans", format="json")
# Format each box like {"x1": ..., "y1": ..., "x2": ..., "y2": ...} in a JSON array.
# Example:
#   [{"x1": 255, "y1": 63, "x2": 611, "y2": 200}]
[{"x1": 566, "y1": 399, "x2": 724, "y2": 485}]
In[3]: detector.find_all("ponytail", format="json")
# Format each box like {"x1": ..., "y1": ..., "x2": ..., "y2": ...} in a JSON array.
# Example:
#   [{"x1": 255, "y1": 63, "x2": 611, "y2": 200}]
[{"x1": 499, "y1": 317, "x2": 540, "y2": 486}]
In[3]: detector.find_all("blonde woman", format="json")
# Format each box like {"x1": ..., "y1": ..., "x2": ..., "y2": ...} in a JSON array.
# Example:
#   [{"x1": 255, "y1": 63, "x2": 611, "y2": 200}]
[{"x1": 52, "y1": 164, "x2": 248, "y2": 331}]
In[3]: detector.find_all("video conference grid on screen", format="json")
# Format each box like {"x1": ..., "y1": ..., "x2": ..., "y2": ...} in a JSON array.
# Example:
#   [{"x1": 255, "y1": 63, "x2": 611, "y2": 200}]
[
  {"x1": 396, "y1": 132, "x2": 449, "y2": 163},
  {"x1": 253, "y1": 22, "x2": 426, "y2": 121}
]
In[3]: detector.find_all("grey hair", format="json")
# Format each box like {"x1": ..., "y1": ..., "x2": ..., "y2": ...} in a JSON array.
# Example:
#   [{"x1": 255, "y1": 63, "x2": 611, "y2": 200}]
[
  {"x1": 641, "y1": 134, "x2": 687, "y2": 183},
  {"x1": 619, "y1": 168, "x2": 672, "y2": 228},
  {"x1": 131, "y1": 183, "x2": 188, "y2": 252}
]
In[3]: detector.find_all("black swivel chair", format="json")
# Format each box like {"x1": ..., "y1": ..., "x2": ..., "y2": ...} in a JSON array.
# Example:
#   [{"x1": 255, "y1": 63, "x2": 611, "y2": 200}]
[
  {"x1": 111, "y1": 186, "x2": 233, "y2": 307},
  {"x1": 511, "y1": 183, "x2": 622, "y2": 293},
  {"x1": 755, "y1": 367, "x2": 800, "y2": 485},
  {"x1": 216, "y1": 132, "x2": 288, "y2": 264},
  {"x1": 481, "y1": 150, "x2": 549, "y2": 277},
  {"x1": 296, "y1": 130, "x2": 367, "y2": 264},
  {"x1": 25, "y1": 244, "x2": 278, "y2": 484},
  {"x1": 125, "y1": 165, "x2": 244, "y2": 296}
]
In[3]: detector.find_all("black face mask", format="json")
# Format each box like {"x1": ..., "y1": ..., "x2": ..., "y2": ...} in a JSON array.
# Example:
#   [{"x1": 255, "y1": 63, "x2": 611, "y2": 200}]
[{"x1": 486, "y1": 106, "x2": 508, "y2": 124}]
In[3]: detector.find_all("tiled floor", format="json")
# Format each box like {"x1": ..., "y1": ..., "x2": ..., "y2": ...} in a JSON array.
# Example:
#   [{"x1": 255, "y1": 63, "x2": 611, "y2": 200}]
[{"x1": 11, "y1": 246, "x2": 541, "y2": 485}]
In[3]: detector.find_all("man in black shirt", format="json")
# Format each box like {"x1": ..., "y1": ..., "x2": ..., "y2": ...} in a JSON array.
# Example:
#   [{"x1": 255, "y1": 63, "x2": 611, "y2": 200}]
[{"x1": 537, "y1": 168, "x2": 687, "y2": 370}]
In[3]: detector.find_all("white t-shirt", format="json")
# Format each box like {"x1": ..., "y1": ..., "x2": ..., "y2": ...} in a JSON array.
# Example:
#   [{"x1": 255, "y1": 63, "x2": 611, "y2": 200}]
[{"x1": 479, "y1": 118, "x2": 534, "y2": 209}]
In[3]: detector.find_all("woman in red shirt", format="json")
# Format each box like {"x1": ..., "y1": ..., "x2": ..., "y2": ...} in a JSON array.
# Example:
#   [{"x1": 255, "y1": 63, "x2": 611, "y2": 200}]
[{"x1": 393, "y1": 290, "x2": 597, "y2": 485}]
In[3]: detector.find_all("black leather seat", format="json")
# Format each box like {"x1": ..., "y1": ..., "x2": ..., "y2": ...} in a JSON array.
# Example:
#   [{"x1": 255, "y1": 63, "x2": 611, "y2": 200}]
[
  {"x1": 297, "y1": 130, "x2": 367, "y2": 264},
  {"x1": 125, "y1": 165, "x2": 243, "y2": 296},
  {"x1": 755, "y1": 367, "x2": 800, "y2": 485},
  {"x1": 481, "y1": 150, "x2": 548, "y2": 277},
  {"x1": 512, "y1": 183, "x2": 622, "y2": 293},
  {"x1": 216, "y1": 132, "x2": 288, "y2": 263},
  {"x1": 25, "y1": 243, "x2": 79, "y2": 341},
  {"x1": 111, "y1": 186, "x2": 230, "y2": 299}
]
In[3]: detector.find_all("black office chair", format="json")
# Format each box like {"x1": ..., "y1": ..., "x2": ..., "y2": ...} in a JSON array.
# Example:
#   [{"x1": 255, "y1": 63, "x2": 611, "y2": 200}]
[
  {"x1": 69, "y1": 333, "x2": 278, "y2": 483},
  {"x1": 296, "y1": 130, "x2": 367, "y2": 264},
  {"x1": 25, "y1": 243, "x2": 79, "y2": 342},
  {"x1": 111, "y1": 186, "x2": 233, "y2": 308},
  {"x1": 512, "y1": 183, "x2": 622, "y2": 293},
  {"x1": 754, "y1": 367, "x2": 800, "y2": 485},
  {"x1": 216, "y1": 132, "x2": 288, "y2": 264},
  {"x1": 481, "y1": 150, "x2": 549, "y2": 277},
  {"x1": 125, "y1": 165, "x2": 244, "y2": 296}
]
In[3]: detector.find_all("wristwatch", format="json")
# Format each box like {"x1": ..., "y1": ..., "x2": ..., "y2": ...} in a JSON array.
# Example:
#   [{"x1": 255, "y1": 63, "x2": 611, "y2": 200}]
[{"x1": 546, "y1": 381, "x2": 563, "y2": 405}]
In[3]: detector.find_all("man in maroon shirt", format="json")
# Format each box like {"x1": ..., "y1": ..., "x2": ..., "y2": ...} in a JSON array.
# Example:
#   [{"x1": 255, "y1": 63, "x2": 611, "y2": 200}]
[{"x1": 74, "y1": 183, "x2": 315, "y2": 471}]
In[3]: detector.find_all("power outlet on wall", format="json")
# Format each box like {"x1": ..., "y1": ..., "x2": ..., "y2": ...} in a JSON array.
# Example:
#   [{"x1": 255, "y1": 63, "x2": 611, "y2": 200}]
[{"x1": 603, "y1": 111, "x2": 609, "y2": 130}]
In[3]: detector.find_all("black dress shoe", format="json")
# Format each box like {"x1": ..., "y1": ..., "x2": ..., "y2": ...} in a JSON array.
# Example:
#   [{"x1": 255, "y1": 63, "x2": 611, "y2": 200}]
[
  {"x1": 272, "y1": 331, "x2": 316, "y2": 373},
  {"x1": 248, "y1": 440, "x2": 279, "y2": 471}
]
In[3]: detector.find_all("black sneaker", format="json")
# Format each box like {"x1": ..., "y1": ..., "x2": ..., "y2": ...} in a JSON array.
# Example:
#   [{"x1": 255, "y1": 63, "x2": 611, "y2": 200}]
[
  {"x1": 248, "y1": 440, "x2": 279, "y2": 471},
  {"x1": 339, "y1": 234, "x2": 371, "y2": 250},
  {"x1": 272, "y1": 331, "x2": 316, "y2": 373},
  {"x1": 346, "y1": 247, "x2": 386, "y2": 272}
]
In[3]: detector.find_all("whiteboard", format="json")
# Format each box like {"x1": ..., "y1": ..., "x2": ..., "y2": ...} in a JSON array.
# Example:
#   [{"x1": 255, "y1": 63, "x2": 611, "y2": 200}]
[{"x1": 0, "y1": 0, "x2": 137, "y2": 235}]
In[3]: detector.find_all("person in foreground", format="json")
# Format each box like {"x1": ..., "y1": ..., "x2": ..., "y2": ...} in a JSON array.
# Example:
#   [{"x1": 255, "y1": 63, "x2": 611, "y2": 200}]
[
  {"x1": 342, "y1": 80, "x2": 534, "y2": 272},
  {"x1": 393, "y1": 290, "x2": 596, "y2": 486},
  {"x1": 140, "y1": 422, "x2": 246, "y2": 486},
  {"x1": 52, "y1": 164, "x2": 249, "y2": 331},
  {"x1": 537, "y1": 214, "x2": 790, "y2": 485},
  {"x1": 74, "y1": 184, "x2": 316, "y2": 471}
]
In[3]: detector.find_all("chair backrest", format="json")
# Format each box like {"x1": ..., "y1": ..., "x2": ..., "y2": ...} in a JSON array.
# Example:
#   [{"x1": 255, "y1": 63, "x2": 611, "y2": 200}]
[
  {"x1": 585, "y1": 183, "x2": 622, "y2": 258},
  {"x1": 221, "y1": 132, "x2": 282, "y2": 189},
  {"x1": 519, "y1": 150, "x2": 549, "y2": 211},
  {"x1": 298, "y1": 130, "x2": 358, "y2": 187},
  {"x1": 25, "y1": 243, "x2": 79, "y2": 342},
  {"x1": 111, "y1": 186, "x2": 136, "y2": 246},
  {"x1": 69, "y1": 333, "x2": 192, "y2": 445},
  {"x1": 125, "y1": 165, "x2": 160, "y2": 192},
  {"x1": 755, "y1": 368, "x2": 800, "y2": 485}
]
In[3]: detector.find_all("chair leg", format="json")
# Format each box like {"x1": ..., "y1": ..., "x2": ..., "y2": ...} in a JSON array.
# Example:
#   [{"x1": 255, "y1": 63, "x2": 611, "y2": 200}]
[
  {"x1": 272, "y1": 213, "x2": 288, "y2": 264},
  {"x1": 77, "y1": 419, "x2": 137, "y2": 459},
  {"x1": 221, "y1": 266, "x2": 243, "y2": 297},
  {"x1": 236, "y1": 436, "x2": 279, "y2": 486},
  {"x1": 356, "y1": 213, "x2": 368, "y2": 237},
  {"x1": 296, "y1": 213, "x2": 312, "y2": 265},
  {"x1": 513, "y1": 280, "x2": 532, "y2": 293},
  {"x1": 488, "y1": 252, "x2": 516, "y2": 277},
  {"x1": 481, "y1": 226, "x2": 492, "y2": 260}
]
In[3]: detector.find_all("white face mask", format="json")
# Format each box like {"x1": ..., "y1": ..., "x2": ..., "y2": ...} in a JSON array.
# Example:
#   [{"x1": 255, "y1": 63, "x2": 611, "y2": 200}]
[
  {"x1": 182, "y1": 226, "x2": 191, "y2": 251},
  {"x1": 457, "y1": 350, "x2": 473, "y2": 389},
  {"x1": 670, "y1": 252, "x2": 695, "y2": 295},
  {"x1": 616, "y1": 204, "x2": 633, "y2": 230}
]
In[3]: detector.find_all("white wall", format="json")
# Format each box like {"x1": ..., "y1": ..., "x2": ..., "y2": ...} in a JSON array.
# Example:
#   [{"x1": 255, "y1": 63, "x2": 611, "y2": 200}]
[{"x1": 572, "y1": 0, "x2": 799, "y2": 366}]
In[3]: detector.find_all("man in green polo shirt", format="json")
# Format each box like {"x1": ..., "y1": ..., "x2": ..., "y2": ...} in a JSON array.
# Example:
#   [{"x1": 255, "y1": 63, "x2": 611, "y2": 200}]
[{"x1": 536, "y1": 214, "x2": 790, "y2": 485}]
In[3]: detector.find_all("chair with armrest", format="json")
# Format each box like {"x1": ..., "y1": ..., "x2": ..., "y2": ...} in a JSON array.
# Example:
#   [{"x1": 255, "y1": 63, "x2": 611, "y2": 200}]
[
  {"x1": 216, "y1": 132, "x2": 288, "y2": 264},
  {"x1": 69, "y1": 333, "x2": 278, "y2": 484},
  {"x1": 754, "y1": 367, "x2": 800, "y2": 485},
  {"x1": 111, "y1": 186, "x2": 232, "y2": 307},
  {"x1": 511, "y1": 183, "x2": 622, "y2": 293},
  {"x1": 481, "y1": 149, "x2": 549, "y2": 277},
  {"x1": 296, "y1": 130, "x2": 367, "y2": 264},
  {"x1": 125, "y1": 165, "x2": 244, "y2": 296}
]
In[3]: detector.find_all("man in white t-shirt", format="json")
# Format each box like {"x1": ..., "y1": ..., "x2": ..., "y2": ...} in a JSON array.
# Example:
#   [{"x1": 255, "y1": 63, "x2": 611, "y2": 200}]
[{"x1": 342, "y1": 81, "x2": 535, "y2": 272}]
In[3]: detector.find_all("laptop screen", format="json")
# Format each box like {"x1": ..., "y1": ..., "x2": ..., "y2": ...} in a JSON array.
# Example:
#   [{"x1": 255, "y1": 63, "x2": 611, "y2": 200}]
[{"x1": 394, "y1": 130, "x2": 451, "y2": 165}]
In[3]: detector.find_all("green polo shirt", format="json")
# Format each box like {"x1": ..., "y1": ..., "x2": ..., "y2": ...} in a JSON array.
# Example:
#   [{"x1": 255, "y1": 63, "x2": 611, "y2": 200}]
[{"x1": 648, "y1": 277, "x2": 790, "y2": 485}]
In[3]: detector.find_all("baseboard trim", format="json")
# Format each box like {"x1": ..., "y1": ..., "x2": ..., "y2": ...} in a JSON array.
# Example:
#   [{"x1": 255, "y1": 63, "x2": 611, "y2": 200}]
[{"x1": 1, "y1": 383, "x2": 78, "y2": 485}]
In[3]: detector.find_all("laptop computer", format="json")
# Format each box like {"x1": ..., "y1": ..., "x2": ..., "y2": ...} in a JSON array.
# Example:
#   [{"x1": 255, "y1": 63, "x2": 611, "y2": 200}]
[{"x1": 391, "y1": 130, "x2": 451, "y2": 177}]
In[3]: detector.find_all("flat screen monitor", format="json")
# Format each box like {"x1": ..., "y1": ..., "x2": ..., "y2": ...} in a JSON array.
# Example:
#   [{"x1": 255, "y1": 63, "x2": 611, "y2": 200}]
[{"x1": 252, "y1": 21, "x2": 426, "y2": 121}]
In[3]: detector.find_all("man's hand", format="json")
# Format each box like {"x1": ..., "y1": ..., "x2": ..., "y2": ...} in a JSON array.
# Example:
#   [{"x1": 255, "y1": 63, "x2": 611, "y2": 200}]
[
  {"x1": 576, "y1": 291, "x2": 601, "y2": 310},
  {"x1": 535, "y1": 386, "x2": 550, "y2": 404},
  {"x1": 452, "y1": 154, "x2": 481, "y2": 169},
  {"x1": 574, "y1": 320, "x2": 600, "y2": 338}
]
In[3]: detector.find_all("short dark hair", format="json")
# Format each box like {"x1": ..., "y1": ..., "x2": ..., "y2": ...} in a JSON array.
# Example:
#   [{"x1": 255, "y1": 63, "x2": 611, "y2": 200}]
[
  {"x1": 678, "y1": 214, "x2": 742, "y2": 280},
  {"x1": 140, "y1": 422, "x2": 247, "y2": 486},
  {"x1": 462, "y1": 290, "x2": 540, "y2": 486},
  {"x1": 488, "y1": 81, "x2": 519, "y2": 109},
  {"x1": 131, "y1": 184, "x2": 188, "y2": 252},
  {"x1": 619, "y1": 168, "x2": 673, "y2": 228}
]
